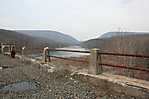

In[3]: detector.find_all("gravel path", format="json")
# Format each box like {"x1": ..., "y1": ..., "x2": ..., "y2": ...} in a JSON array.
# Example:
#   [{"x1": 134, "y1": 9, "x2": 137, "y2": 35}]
[
  {"x1": 0, "y1": 55, "x2": 97, "y2": 99},
  {"x1": 0, "y1": 55, "x2": 142, "y2": 99}
]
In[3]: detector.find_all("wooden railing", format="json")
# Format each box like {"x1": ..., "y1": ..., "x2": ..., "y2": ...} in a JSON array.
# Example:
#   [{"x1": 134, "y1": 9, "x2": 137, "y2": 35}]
[{"x1": 45, "y1": 48, "x2": 149, "y2": 74}]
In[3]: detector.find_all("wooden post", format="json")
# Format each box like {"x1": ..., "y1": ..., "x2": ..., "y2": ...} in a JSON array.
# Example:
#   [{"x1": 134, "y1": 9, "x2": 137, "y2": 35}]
[
  {"x1": 0, "y1": 43, "x2": 1, "y2": 54},
  {"x1": 89, "y1": 48, "x2": 103, "y2": 75},
  {"x1": 9, "y1": 45, "x2": 11, "y2": 53},
  {"x1": 1, "y1": 43, "x2": 3, "y2": 54},
  {"x1": 22, "y1": 46, "x2": 25, "y2": 62},
  {"x1": 43, "y1": 47, "x2": 49, "y2": 63},
  {"x1": 48, "y1": 50, "x2": 51, "y2": 62},
  {"x1": 43, "y1": 48, "x2": 46, "y2": 63}
]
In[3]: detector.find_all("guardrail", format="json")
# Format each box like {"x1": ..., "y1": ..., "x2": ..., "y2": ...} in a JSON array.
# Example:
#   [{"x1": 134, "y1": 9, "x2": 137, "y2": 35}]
[
  {"x1": 48, "y1": 48, "x2": 90, "y2": 53},
  {"x1": 49, "y1": 55, "x2": 89, "y2": 63},
  {"x1": 44, "y1": 48, "x2": 149, "y2": 75},
  {"x1": 99, "y1": 52, "x2": 149, "y2": 58},
  {"x1": 47, "y1": 48, "x2": 89, "y2": 63}
]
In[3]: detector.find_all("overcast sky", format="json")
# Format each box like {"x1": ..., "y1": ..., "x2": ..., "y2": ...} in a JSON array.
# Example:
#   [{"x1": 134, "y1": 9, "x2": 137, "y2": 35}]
[{"x1": 0, "y1": 0, "x2": 149, "y2": 41}]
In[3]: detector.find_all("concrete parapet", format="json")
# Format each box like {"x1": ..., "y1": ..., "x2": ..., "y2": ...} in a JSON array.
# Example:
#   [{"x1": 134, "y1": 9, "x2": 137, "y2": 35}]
[
  {"x1": 89, "y1": 48, "x2": 103, "y2": 75},
  {"x1": 73, "y1": 72, "x2": 149, "y2": 99}
]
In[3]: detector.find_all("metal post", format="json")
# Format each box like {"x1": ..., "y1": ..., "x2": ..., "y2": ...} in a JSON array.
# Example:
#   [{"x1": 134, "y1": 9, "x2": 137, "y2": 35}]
[{"x1": 89, "y1": 48, "x2": 103, "y2": 75}]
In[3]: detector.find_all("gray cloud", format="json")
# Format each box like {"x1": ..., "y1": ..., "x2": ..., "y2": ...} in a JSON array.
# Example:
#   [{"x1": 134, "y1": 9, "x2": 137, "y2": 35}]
[{"x1": 0, "y1": 0, "x2": 149, "y2": 40}]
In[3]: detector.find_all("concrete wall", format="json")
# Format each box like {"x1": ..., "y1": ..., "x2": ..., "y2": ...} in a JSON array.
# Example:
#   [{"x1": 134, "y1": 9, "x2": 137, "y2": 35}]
[{"x1": 73, "y1": 73, "x2": 149, "y2": 99}]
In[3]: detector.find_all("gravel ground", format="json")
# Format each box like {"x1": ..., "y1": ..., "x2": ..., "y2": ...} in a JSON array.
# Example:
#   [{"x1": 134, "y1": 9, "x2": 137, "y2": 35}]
[
  {"x1": 0, "y1": 55, "x2": 141, "y2": 99},
  {"x1": 0, "y1": 55, "x2": 97, "y2": 99}
]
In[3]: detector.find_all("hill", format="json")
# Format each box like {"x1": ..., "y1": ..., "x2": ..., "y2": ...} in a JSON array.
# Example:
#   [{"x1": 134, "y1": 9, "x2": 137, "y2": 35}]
[
  {"x1": 100, "y1": 32, "x2": 149, "y2": 39},
  {"x1": 0, "y1": 29, "x2": 35, "y2": 48},
  {"x1": 0, "y1": 29, "x2": 77, "y2": 53},
  {"x1": 82, "y1": 32, "x2": 149, "y2": 50},
  {"x1": 16, "y1": 30, "x2": 80, "y2": 45}
]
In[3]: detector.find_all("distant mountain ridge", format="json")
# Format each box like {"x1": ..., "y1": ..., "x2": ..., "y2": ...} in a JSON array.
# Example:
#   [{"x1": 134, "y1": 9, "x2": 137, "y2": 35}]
[
  {"x1": 0, "y1": 29, "x2": 34, "y2": 43},
  {"x1": 16, "y1": 30, "x2": 80, "y2": 45},
  {"x1": 0, "y1": 29, "x2": 40, "y2": 52},
  {"x1": 99, "y1": 32, "x2": 149, "y2": 39},
  {"x1": 0, "y1": 29, "x2": 79, "y2": 53},
  {"x1": 83, "y1": 32, "x2": 149, "y2": 49}
]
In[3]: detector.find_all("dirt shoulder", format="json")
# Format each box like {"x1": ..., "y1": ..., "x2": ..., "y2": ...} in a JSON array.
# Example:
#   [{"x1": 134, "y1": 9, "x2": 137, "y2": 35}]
[{"x1": 0, "y1": 54, "x2": 148, "y2": 99}]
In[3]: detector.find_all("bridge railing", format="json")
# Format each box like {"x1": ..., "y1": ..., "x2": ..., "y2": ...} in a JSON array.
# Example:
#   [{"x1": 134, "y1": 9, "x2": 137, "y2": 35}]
[
  {"x1": 47, "y1": 48, "x2": 90, "y2": 63},
  {"x1": 45, "y1": 48, "x2": 149, "y2": 75},
  {"x1": 98, "y1": 52, "x2": 149, "y2": 73}
]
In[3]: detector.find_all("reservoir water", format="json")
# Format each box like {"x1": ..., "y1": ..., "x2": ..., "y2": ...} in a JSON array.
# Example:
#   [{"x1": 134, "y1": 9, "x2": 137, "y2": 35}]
[
  {"x1": 49, "y1": 46, "x2": 89, "y2": 58},
  {"x1": 29, "y1": 46, "x2": 89, "y2": 60}
]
